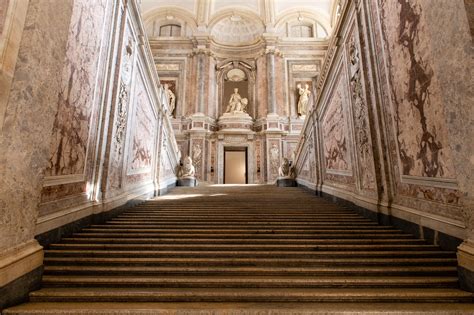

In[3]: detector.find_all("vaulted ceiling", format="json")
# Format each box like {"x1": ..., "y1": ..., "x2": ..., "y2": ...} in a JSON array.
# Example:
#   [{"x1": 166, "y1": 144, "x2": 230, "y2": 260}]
[{"x1": 140, "y1": 0, "x2": 338, "y2": 45}]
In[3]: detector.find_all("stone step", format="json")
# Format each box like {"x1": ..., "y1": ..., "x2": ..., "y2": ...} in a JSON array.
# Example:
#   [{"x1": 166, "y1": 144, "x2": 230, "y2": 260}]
[
  {"x1": 59, "y1": 237, "x2": 426, "y2": 245},
  {"x1": 47, "y1": 243, "x2": 441, "y2": 251},
  {"x1": 69, "y1": 232, "x2": 416, "y2": 239},
  {"x1": 43, "y1": 265, "x2": 458, "y2": 277},
  {"x1": 86, "y1": 224, "x2": 396, "y2": 230},
  {"x1": 80, "y1": 227, "x2": 403, "y2": 234},
  {"x1": 43, "y1": 257, "x2": 457, "y2": 267},
  {"x1": 108, "y1": 219, "x2": 376, "y2": 224},
  {"x1": 41, "y1": 275, "x2": 460, "y2": 289},
  {"x1": 43, "y1": 249, "x2": 457, "y2": 259},
  {"x1": 115, "y1": 214, "x2": 364, "y2": 219},
  {"x1": 6, "y1": 302, "x2": 474, "y2": 314},
  {"x1": 28, "y1": 288, "x2": 474, "y2": 303}
]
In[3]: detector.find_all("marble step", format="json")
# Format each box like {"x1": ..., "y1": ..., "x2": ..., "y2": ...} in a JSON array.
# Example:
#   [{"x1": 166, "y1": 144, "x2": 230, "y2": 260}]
[
  {"x1": 40, "y1": 275, "x2": 460, "y2": 289},
  {"x1": 68, "y1": 232, "x2": 416, "y2": 239},
  {"x1": 80, "y1": 228, "x2": 402, "y2": 234},
  {"x1": 46, "y1": 243, "x2": 442, "y2": 251},
  {"x1": 42, "y1": 257, "x2": 457, "y2": 267},
  {"x1": 43, "y1": 265, "x2": 458, "y2": 277},
  {"x1": 28, "y1": 288, "x2": 474, "y2": 303},
  {"x1": 86, "y1": 224, "x2": 394, "y2": 230},
  {"x1": 109, "y1": 218, "x2": 375, "y2": 223},
  {"x1": 6, "y1": 302, "x2": 474, "y2": 314},
  {"x1": 43, "y1": 249, "x2": 457, "y2": 259},
  {"x1": 105, "y1": 222, "x2": 378, "y2": 227},
  {"x1": 58, "y1": 237, "x2": 427, "y2": 245},
  {"x1": 119, "y1": 211, "x2": 363, "y2": 220}
]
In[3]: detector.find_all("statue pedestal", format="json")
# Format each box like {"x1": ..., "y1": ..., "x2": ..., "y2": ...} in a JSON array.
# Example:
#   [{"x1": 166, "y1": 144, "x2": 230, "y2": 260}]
[
  {"x1": 218, "y1": 112, "x2": 253, "y2": 131},
  {"x1": 177, "y1": 177, "x2": 198, "y2": 187},
  {"x1": 276, "y1": 177, "x2": 297, "y2": 187}
]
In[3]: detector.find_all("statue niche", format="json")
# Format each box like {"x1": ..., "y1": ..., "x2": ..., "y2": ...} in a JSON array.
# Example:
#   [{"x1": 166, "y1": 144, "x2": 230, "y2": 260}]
[
  {"x1": 217, "y1": 61, "x2": 255, "y2": 130},
  {"x1": 225, "y1": 88, "x2": 248, "y2": 114}
]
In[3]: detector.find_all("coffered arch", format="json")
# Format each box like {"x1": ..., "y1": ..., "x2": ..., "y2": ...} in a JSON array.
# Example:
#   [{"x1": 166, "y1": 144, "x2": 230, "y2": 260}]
[{"x1": 208, "y1": 9, "x2": 265, "y2": 46}]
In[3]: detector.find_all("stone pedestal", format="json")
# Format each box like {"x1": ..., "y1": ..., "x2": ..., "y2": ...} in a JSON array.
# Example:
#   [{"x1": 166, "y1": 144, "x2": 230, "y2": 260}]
[
  {"x1": 218, "y1": 112, "x2": 253, "y2": 130},
  {"x1": 177, "y1": 177, "x2": 198, "y2": 187},
  {"x1": 276, "y1": 178, "x2": 297, "y2": 187}
]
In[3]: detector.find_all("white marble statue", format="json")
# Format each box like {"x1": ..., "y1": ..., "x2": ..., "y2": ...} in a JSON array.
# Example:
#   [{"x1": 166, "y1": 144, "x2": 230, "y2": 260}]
[
  {"x1": 278, "y1": 158, "x2": 295, "y2": 179},
  {"x1": 164, "y1": 83, "x2": 176, "y2": 116},
  {"x1": 297, "y1": 83, "x2": 311, "y2": 116},
  {"x1": 178, "y1": 156, "x2": 195, "y2": 178},
  {"x1": 225, "y1": 88, "x2": 248, "y2": 113}
]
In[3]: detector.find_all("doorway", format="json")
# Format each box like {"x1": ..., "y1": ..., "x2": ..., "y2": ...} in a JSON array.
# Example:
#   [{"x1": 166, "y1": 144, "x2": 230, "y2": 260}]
[{"x1": 224, "y1": 147, "x2": 247, "y2": 184}]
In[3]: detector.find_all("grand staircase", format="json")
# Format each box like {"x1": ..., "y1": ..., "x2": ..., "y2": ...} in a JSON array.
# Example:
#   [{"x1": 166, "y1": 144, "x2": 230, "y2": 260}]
[{"x1": 5, "y1": 185, "x2": 474, "y2": 314}]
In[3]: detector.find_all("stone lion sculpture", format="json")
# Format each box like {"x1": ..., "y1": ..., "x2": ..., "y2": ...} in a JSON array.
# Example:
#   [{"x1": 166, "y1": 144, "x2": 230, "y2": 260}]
[
  {"x1": 178, "y1": 156, "x2": 195, "y2": 178},
  {"x1": 278, "y1": 158, "x2": 295, "y2": 179}
]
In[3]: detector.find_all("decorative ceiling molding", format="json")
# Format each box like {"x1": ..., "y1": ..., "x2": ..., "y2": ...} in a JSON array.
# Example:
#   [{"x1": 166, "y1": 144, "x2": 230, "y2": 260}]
[{"x1": 209, "y1": 9, "x2": 265, "y2": 46}]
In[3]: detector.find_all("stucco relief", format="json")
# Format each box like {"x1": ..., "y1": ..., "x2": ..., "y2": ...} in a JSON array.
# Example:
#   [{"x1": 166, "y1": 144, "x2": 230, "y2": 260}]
[
  {"x1": 379, "y1": 0, "x2": 455, "y2": 178},
  {"x1": 322, "y1": 71, "x2": 351, "y2": 172},
  {"x1": 192, "y1": 141, "x2": 203, "y2": 179},
  {"x1": 109, "y1": 28, "x2": 135, "y2": 190},
  {"x1": 348, "y1": 33, "x2": 376, "y2": 190},
  {"x1": 269, "y1": 142, "x2": 280, "y2": 177},
  {"x1": 47, "y1": 0, "x2": 107, "y2": 176},
  {"x1": 299, "y1": 138, "x2": 314, "y2": 181},
  {"x1": 128, "y1": 77, "x2": 156, "y2": 171}
]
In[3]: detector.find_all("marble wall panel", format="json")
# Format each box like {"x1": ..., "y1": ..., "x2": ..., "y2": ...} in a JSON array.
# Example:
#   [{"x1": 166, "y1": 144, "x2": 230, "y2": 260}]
[
  {"x1": 267, "y1": 139, "x2": 281, "y2": 182},
  {"x1": 107, "y1": 21, "x2": 135, "y2": 192},
  {"x1": 127, "y1": 76, "x2": 156, "y2": 174},
  {"x1": 321, "y1": 68, "x2": 351, "y2": 172},
  {"x1": 46, "y1": 0, "x2": 108, "y2": 176},
  {"x1": 275, "y1": 56, "x2": 286, "y2": 116},
  {"x1": 191, "y1": 138, "x2": 204, "y2": 180},
  {"x1": 0, "y1": 0, "x2": 9, "y2": 35},
  {"x1": 0, "y1": 0, "x2": 74, "y2": 251},
  {"x1": 378, "y1": 0, "x2": 456, "y2": 179}
]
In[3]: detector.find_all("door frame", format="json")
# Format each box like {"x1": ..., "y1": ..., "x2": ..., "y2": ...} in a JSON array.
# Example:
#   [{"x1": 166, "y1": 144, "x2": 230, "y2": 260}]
[{"x1": 223, "y1": 146, "x2": 248, "y2": 184}]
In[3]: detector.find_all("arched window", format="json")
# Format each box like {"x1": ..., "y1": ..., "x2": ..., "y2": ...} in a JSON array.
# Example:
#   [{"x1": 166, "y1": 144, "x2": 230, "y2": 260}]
[
  {"x1": 290, "y1": 25, "x2": 313, "y2": 38},
  {"x1": 159, "y1": 24, "x2": 181, "y2": 37}
]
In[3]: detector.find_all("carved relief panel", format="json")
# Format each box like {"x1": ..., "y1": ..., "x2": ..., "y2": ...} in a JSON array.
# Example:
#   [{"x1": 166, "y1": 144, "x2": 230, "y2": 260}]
[{"x1": 347, "y1": 29, "x2": 376, "y2": 190}]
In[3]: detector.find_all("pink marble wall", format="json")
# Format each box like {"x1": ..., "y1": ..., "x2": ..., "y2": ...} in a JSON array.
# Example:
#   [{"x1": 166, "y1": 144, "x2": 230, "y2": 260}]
[
  {"x1": 46, "y1": 0, "x2": 108, "y2": 176},
  {"x1": 256, "y1": 56, "x2": 267, "y2": 118},
  {"x1": 274, "y1": 56, "x2": 286, "y2": 116},
  {"x1": 379, "y1": 0, "x2": 456, "y2": 179},
  {"x1": 322, "y1": 69, "x2": 351, "y2": 172}
]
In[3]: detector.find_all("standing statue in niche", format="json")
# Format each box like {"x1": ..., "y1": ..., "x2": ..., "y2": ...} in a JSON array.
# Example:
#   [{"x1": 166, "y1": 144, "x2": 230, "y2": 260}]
[
  {"x1": 164, "y1": 83, "x2": 176, "y2": 116},
  {"x1": 225, "y1": 88, "x2": 248, "y2": 113},
  {"x1": 296, "y1": 83, "x2": 311, "y2": 116}
]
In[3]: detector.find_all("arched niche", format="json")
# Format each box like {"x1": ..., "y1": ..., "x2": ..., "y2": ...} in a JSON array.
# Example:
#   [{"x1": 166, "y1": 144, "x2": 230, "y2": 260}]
[{"x1": 216, "y1": 60, "x2": 256, "y2": 118}]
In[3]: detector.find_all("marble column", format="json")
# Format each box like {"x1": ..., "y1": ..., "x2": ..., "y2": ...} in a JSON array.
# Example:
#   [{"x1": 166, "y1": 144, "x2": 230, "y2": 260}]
[
  {"x1": 197, "y1": 52, "x2": 206, "y2": 113},
  {"x1": 266, "y1": 50, "x2": 276, "y2": 114}
]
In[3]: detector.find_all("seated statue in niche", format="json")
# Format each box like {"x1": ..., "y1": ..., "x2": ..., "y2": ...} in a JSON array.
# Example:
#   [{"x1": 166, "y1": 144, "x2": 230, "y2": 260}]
[
  {"x1": 178, "y1": 156, "x2": 195, "y2": 178},
  {"x1": 278, "y1": 158, "x2": 296, "y2": 179},
  {"x1": 225, "y1": 88, "x2": 248, "y2": 114},
  {"x1": 297, "y1": 83, "x2": 311, "y2": 116},
  {"x1": 164, "y1": 83, "x2": 176, "y2": 116}
]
